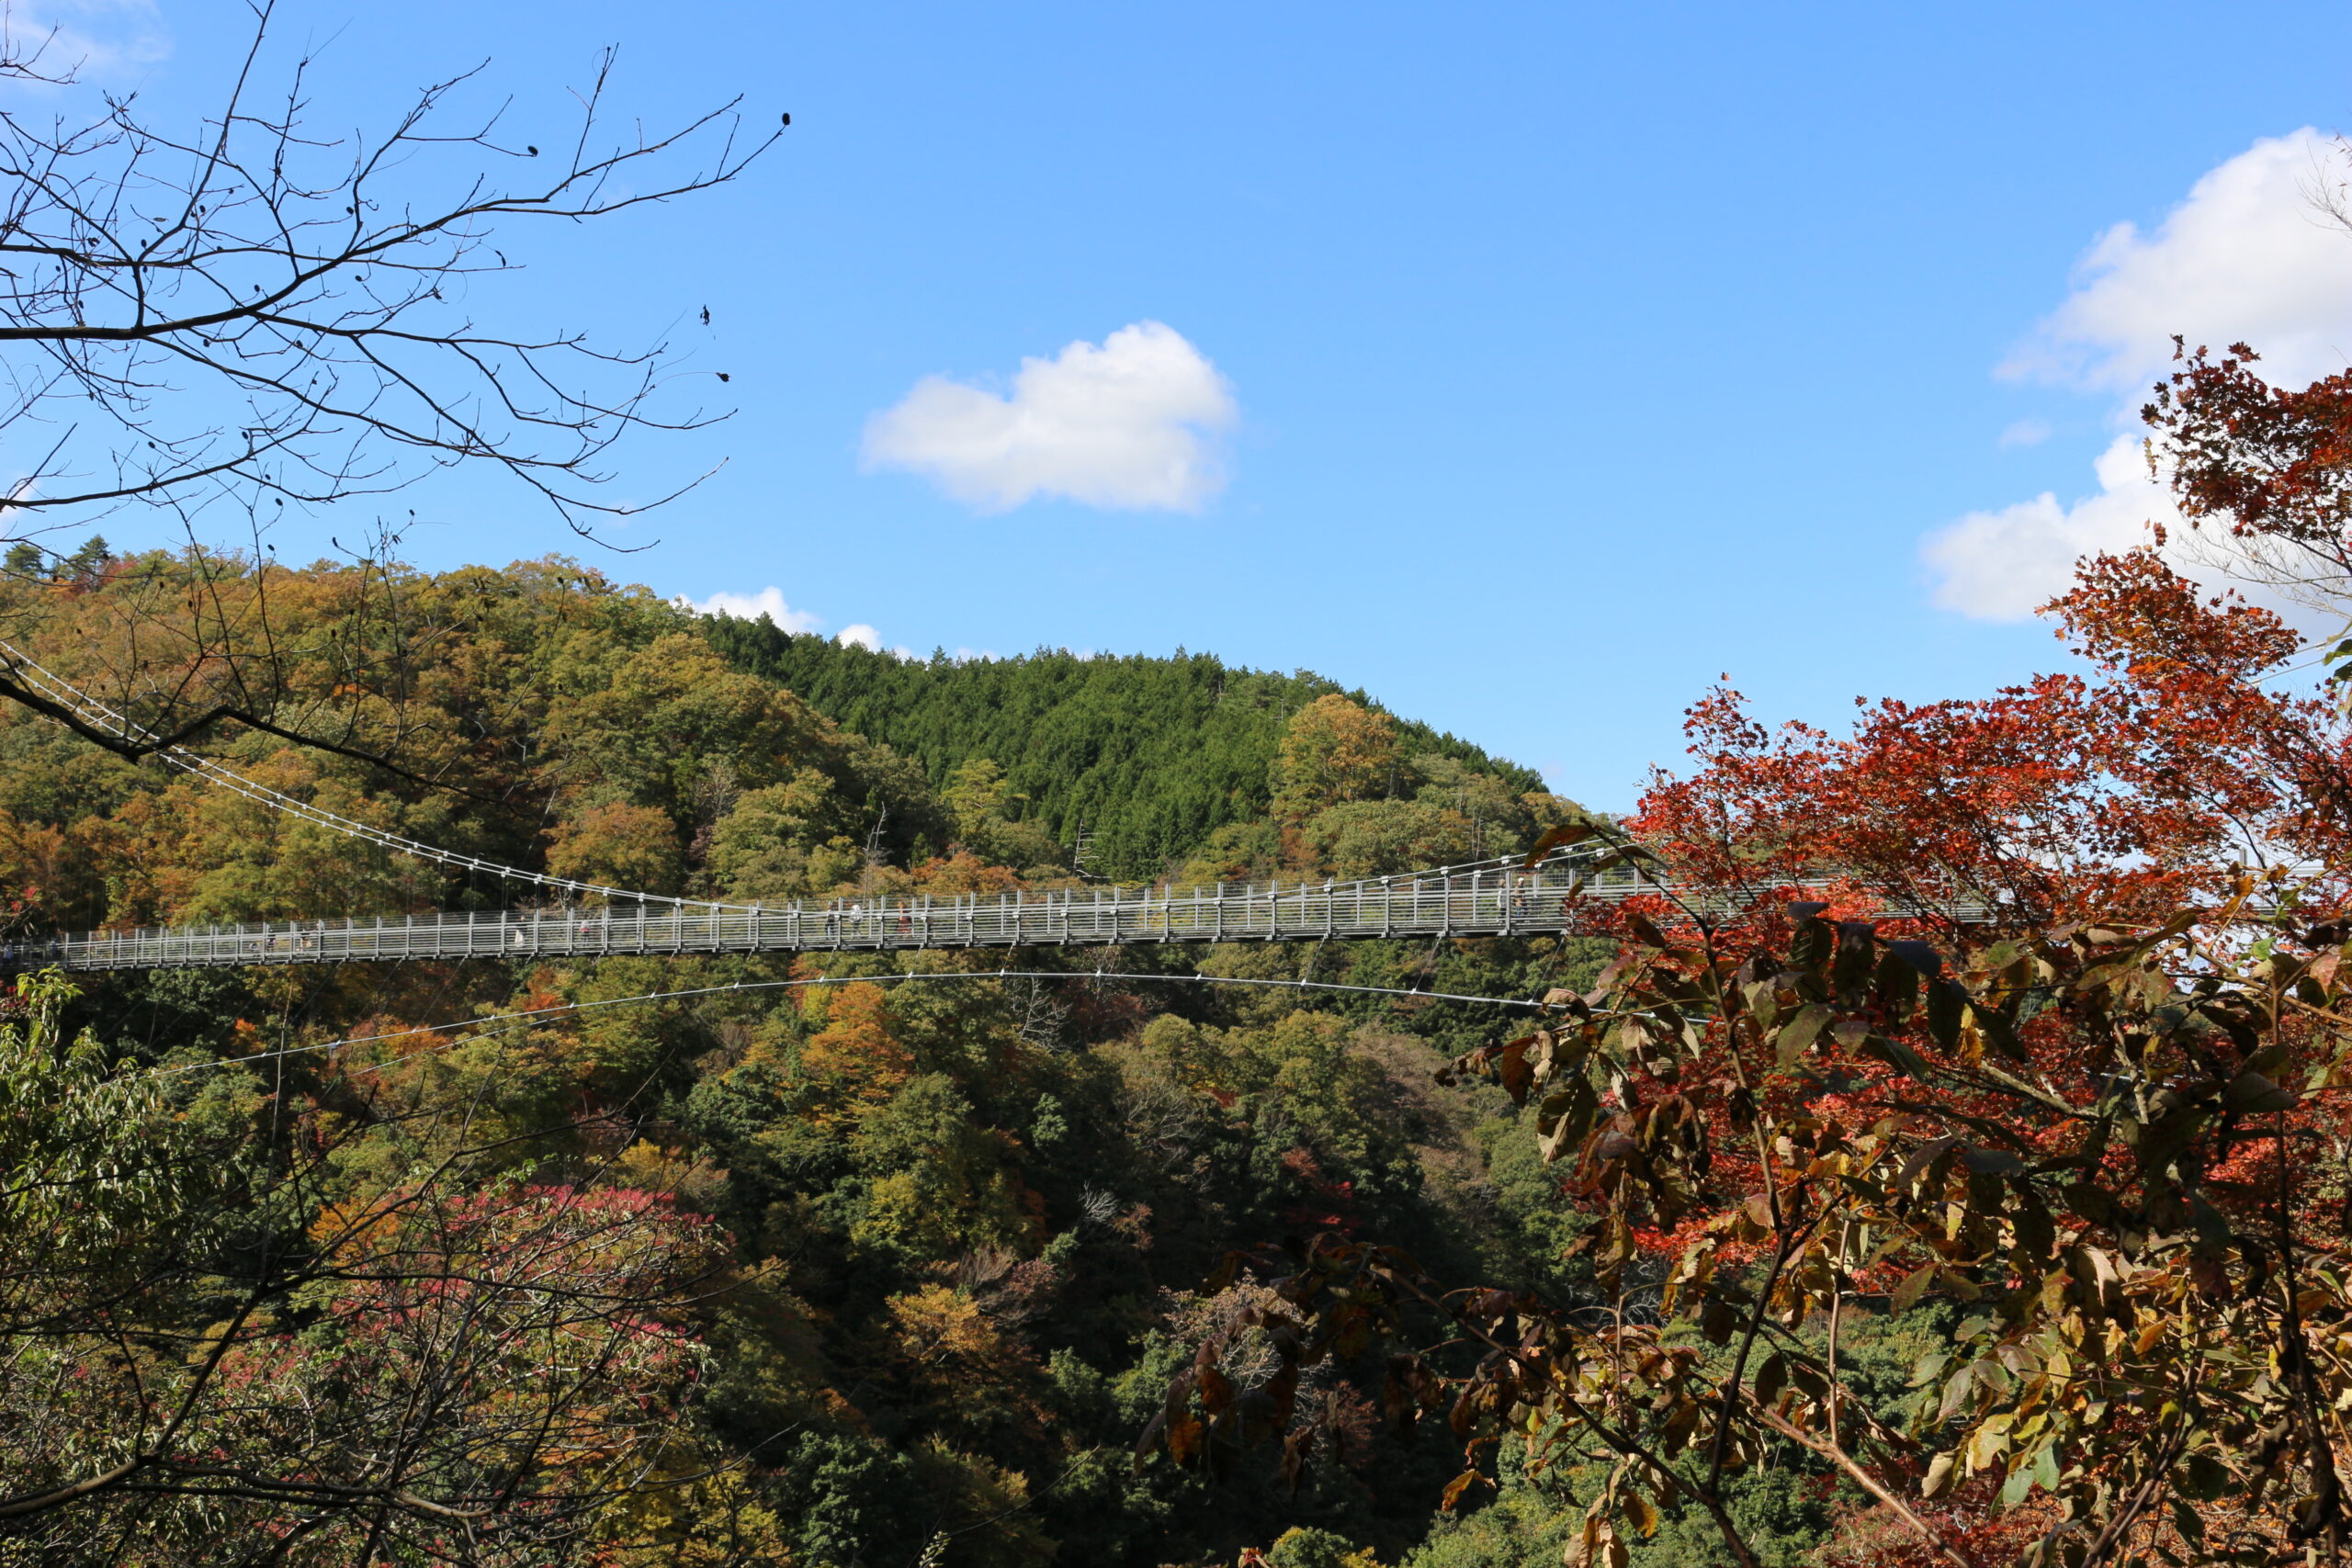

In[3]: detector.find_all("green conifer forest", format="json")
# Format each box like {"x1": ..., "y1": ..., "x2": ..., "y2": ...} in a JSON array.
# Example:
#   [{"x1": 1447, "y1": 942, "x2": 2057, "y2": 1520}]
[{"x1": 700, "y1": 614, "x2": 1542, "y2": 884}]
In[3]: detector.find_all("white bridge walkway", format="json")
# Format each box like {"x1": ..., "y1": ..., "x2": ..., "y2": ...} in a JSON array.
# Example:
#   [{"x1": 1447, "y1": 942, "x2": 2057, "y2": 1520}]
[
  {"x1": 0, "y1": 647, "x2": 2020, "y2": 978},
  {"x1": 17, "y1": 856, "x2": 1666, "y2": 973}
]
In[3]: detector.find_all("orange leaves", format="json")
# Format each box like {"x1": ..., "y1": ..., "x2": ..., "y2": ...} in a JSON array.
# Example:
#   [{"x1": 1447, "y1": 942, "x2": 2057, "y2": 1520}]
[
  {"x1": 1450, "y1": 711, "x2": 2352, "y2": 1561},
  {"x1": 795, "y1": 981, "x2": 913, "y2": 1118},
  {"x1": 1151, "y1": 358, "x2": 2352, "y2": 1565},
  {"x1": 1632, "y1": 536, "x2": 2352, "y2": 933},
  {"x1": 910, "y1": 848, "x2": 1023, "y2": 898},
  {"x1": 2051, "y1": 547, "x2": 2301, "y2": 680},
  {"x1": 545, "y1": 801, "x2": 685, "y2": 897},
  {"x1": 2145, "y1": 339, "x2": 2352, "y2": 551}
]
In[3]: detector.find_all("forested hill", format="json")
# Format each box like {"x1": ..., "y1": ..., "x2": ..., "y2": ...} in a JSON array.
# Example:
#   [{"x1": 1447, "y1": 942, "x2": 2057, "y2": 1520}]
[
  {"x1": 699, "y1": 612, "x2": 1544, "y2": 881},
  {"x1": 7, "y1": 550, "x2": 1916, "y2": 1568}
]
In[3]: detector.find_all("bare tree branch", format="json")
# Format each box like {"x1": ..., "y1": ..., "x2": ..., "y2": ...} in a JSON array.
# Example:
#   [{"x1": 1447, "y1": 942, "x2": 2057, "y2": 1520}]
[
  {"x1": 0, "y1": 1, "x2": 778, "y2": 542},
  {"x1": 0, "y1": 0, "x2": 779, "y2": 807}
]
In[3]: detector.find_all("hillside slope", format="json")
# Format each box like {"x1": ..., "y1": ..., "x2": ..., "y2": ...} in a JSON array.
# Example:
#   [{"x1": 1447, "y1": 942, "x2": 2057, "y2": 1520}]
[
  {"x1": 700, "y1": 613, "x2": 1547, "y2": 881},
  {"x1": 3, "y1": 550, "x2": 1668, "y2": 1568}
]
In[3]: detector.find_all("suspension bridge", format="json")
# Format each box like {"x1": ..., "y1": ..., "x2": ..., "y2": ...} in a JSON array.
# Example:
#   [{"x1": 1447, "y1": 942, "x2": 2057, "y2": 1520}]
[
  {"x1": 9, "y1": 854, "x2": 1665, "y2": 973},
  {"x1": 0, "y1": 645, "x2": 1987, "y2": 976}
]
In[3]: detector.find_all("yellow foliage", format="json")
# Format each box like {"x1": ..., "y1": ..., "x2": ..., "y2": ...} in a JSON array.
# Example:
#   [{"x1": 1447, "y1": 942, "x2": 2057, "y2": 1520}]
[
  {"x1": 546, "y1": 800, "x2": 685, "y2": 897},
  {"x1": 888, "y1": 1282, "x2": 1006, "y2": 1370},
  {"x1": 1271, "y1": 694, "x2": 1400, "y2": 818},
  {"x1": 796, "y1": 982, "x2": 913, "y2": 1118},
  {"x1": 613, "y1": 1139, "x2": 729, "y2": 1211},
  {"x1": 594, "y1": 1446, "x2": 799, "y2": 1564}
]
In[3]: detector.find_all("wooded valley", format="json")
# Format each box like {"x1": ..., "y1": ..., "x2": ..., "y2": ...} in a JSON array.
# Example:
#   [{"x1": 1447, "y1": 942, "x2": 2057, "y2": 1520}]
[
  {"x1": 1, "y1": 553, "x2": 1634, "y2": 1565},
  {"x1": 8, "y1": 15, "x2": 2352, "y2": 1562}
]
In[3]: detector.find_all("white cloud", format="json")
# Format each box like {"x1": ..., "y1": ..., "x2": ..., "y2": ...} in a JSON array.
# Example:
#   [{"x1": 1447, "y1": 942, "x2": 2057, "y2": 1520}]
[
  {"x1": 4, "y1": 1, "x2": 169, "y2": 85},
  {"x1": 862, "y1": 321, "x2": 1238, "y2": 513},
  {"x1": 2004, "y1": 130, "x2": 2352, "y2": 393},
  {"x1": 1928, "y1": 130, "x2": 2352, "y2": 621},
  {"x1": 680, "y1": 586, "x2": 824, "y2": 633},
  {"x1": 831, "y1": 625, "x2": 916, "y2": 659},
  {"x1": 1997, "y1": 418, "x2": 2052, "y2": 449},
  {"x1": 675, "y1": 595, "x2": 915, "y2": 657},
  {"x1": 1923, "y1": 436, "x2": 2174, "y2": 619}
]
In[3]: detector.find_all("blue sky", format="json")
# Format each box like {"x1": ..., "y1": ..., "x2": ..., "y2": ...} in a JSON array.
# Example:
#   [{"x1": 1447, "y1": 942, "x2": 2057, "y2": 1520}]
[{"x1": 66, "y1": 1, "x2": 2352, "y2": 807}]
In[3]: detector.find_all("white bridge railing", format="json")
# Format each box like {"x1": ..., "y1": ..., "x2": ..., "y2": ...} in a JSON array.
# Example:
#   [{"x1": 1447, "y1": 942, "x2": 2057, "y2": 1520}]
[
  {"x1": 6, "y1": 854, "x2": 2007, "y2": 973},
  {"x1": 12, "y1": 856, "x2": 1664, "y2": 972}
]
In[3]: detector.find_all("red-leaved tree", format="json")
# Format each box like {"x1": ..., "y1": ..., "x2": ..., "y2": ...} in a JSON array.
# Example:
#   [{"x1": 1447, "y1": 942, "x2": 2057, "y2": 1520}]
[{"x1": 1145, "y1": 348, "x2": 2352, "y2": 1568}]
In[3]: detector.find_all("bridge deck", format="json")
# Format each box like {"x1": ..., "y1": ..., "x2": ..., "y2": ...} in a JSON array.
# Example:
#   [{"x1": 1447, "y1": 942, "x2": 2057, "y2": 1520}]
[
  {"x1": 17, "y1": 861, "x2": 1662, "y2": 971},
  {"x1": 10, "y1": 858, "x2": 2007, "y2": 974}
]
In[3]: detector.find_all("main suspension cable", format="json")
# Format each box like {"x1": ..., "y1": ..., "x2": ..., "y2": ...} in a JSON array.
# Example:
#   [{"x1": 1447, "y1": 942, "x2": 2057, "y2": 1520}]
[
  {"x1": 2, "y1": 642, "x2": 1618, "y2": 924},
  {"x1": 0, "y1": 639, "x2": 729, "y2": 910}
]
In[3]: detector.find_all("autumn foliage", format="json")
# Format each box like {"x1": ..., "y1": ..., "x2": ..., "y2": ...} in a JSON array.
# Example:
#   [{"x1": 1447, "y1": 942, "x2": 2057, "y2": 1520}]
[
  {"x1": 35, "y1": 344, "x2": 2352, "y2": 1562},
  {"x1": 1141, "y1": 348, "x2": 2352, "y2": 1568}
]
